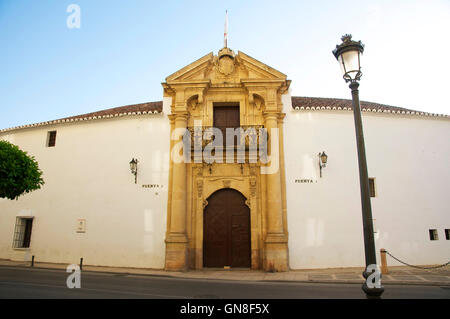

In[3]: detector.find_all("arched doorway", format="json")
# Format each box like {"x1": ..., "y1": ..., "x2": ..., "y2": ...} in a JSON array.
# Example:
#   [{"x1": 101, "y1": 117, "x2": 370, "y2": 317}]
[{"x1": 203, "y1": 188, "x2": 251, "y2": 268}]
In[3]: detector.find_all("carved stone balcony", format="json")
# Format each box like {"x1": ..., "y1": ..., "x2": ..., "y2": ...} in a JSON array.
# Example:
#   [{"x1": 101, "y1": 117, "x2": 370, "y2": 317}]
[{"x1": 186, "y1": 125, "x2": 267, "y2": 163}]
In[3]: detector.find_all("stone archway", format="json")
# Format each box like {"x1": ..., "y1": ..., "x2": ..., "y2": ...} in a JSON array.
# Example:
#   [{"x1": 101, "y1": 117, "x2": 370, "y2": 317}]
[{"x1": 203, "y1": 188, "x2": 251, "y2": 268}]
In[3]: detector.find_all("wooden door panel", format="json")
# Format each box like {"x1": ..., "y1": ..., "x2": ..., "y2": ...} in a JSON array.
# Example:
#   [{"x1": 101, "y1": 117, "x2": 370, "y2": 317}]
[
  {"x1": 231, "y1": 213, "x2": 251, "y2": 267},
  {"x1": 227, "y1": 108, "x2": 240, "y2": 128},
  {"x1": 203, "y1": 206, "x2": 228, "y2": 267},
  {"x1": 203, "y1": 189, "x2": 250, "y2": 268},
  {"x1": 213, "y1": 108, "x2": 228, "y2": 128},
  {"x1": 213, "y1": 106, "x2": 240, "y2": 147},
  {"x1": 213, "y1": 106, "x2": 240, "y2": 128}
]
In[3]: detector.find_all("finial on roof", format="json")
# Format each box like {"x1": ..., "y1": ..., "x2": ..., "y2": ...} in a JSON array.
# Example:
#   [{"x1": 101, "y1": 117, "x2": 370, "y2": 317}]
[{"x1": 218, "y1": 47, "x2": 234, "y2": 59}]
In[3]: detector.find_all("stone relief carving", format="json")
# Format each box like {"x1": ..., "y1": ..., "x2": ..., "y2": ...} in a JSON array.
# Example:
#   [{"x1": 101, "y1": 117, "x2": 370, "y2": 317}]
[
  {"x1": 188, "y1": 95, "x2": 199, "y2": 111},
  {"x1": 194, "y1": 165, "x2": 203, "y2": 177},
  {"x1": 217, "y1": 56, "x2": 235, "y2": 76},
  {"x1": 249, "y1": 165, "x2": 257, "y2": 176},
  {"x1": 249, "y1": 93, "x2": 265, "y2": 111},
  {"x1": 250, "y1": 177, "x2": 257, "y2": 197},
  {"x1": 254, "y1": 98, "x2": 263, "y2": 111},
  {"x1": 203, "y1": 60, "x2": 214, "y2": 78},
  {"x1": 197, "y1": 179, "x2": 203, "y2": 198},
  {"x1": 235, "y1": 55, "x2": 249, "y2": 77}
]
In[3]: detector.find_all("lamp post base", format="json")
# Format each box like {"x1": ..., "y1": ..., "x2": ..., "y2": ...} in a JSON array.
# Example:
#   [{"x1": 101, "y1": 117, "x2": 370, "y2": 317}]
[
  {"x1": 362, "y1": 282, "x2": 385, "y2": 299},
  {"x1": 362, "y1": 268, "x2": 385, "y2": 299}
]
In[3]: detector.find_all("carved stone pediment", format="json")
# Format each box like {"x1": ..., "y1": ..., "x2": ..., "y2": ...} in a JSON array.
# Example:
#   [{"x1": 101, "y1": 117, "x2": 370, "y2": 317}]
[
  {"x1": 163, "y1": 49, "x2": 289, "y2": 86},
  {"x1": 197, "y1": 179, "x2": 203, "y2": 198}
]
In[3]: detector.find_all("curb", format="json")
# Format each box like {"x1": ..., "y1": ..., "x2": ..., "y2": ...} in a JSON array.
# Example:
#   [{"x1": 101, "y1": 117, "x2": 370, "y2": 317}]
[{"x1": 260, "y1": 279, "x2": 450, "y2": 287}]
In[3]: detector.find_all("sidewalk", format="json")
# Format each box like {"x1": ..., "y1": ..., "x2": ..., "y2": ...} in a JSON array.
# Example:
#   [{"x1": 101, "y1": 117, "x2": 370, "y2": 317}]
[{"x1": 1, "y1": 259, "x2": 449, "y2": 286}]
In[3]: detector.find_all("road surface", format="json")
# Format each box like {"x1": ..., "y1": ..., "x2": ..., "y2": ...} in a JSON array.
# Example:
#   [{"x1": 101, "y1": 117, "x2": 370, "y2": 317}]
[{"x1": 0, "y1": 266, "x2": 449, "y2": 299}]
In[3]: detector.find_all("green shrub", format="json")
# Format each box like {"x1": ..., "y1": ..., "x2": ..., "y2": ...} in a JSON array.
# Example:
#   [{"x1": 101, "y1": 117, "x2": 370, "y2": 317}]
[{"x1": 0, "y1": 140, "x2": 44, "y2": 200}]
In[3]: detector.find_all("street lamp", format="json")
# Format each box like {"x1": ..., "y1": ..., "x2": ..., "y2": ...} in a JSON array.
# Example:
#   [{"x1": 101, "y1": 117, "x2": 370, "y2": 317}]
[{"x1": 333, "y1": 34, "x2": 384, "y2": 298}]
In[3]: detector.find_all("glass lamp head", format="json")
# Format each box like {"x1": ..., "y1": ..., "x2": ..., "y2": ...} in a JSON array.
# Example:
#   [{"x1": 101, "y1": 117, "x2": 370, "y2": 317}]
[{"x1": 333, "y1": 34, "x2": 364, "y2": 82}]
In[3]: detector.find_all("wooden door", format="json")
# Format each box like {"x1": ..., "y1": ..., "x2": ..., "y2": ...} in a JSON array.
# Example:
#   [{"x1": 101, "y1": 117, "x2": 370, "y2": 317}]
[{"x1": 203, "y1": 189, "x2": 251, "y2": 268}]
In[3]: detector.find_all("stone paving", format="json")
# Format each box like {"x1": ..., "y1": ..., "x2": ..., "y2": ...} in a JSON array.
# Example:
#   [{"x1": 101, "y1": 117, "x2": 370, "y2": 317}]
[{"x1": 0, "y1": 259, "x2": 449, "y2": 286}]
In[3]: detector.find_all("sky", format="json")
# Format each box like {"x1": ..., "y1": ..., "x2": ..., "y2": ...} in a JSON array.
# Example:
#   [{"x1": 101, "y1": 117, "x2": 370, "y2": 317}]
[{"x1": 1, "y1": 0, "x2": 449, "y2": 129}]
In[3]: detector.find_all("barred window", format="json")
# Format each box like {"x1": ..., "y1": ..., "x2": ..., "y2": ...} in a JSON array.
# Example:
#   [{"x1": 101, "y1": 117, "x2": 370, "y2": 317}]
[{"x1": 12, "y1": 217, "x2": 34, "y2": 248}]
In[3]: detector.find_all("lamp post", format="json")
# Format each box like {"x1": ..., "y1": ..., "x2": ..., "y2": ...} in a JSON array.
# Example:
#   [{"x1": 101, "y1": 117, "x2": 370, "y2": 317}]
[{"x1": 332, "y1": 34, "x2": 384, "y2": 298}]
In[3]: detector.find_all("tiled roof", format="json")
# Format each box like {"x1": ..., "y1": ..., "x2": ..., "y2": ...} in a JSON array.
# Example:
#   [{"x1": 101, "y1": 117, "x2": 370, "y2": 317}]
[
  {"x1": 291, "y1": 96, "x2": 448, "y2": 117},
  {"x1": 60, "y1": 101, "x2": 162, "y2": 121},
  {"x1": 1, "y1": 96, "x2": 447, "y2": 133},
  {"x1": 0, "y1": 101, "x2": 162, "y2": 133}
]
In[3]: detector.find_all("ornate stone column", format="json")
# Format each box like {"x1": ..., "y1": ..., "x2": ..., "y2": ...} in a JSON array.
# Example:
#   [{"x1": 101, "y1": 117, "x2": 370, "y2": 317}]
[
  {"x1": 263, "y1": 112, "x2": 288, "y2": 272},
  {"x1": 165, "y1": 112, "x2": 189, "y2": 271}
]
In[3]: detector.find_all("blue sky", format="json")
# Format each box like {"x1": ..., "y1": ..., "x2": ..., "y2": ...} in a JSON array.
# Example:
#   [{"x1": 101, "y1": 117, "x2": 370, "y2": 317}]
[{"x1": 1, "y1": 0, "x2": 449, "y2": 129}]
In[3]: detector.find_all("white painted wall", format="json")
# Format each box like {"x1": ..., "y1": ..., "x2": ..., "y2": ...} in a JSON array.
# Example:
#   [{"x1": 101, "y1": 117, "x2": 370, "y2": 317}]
[
  {"x1": 284, "y1": 108, "x2": 450, "y2": 269},
  {"x1": 0, "y1": 113, "x2": 170, "y2": 269},
  {"x1": 1, "y1": 95, "x2": 448, "y2": 271}
]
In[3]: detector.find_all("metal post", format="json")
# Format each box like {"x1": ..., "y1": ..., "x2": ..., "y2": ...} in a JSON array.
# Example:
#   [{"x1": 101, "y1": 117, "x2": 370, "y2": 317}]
[
  {"x1": 349, "y1": 81, "x2": 384, "y2": 298},
  {"x1": 319, "y1": 154, "x2": 323, "y2": 178},
  {"x1": 80, "y1": 257, "x2": 83, "y2": 270},
  {"x1": 31, "y1": 255, "x2": 34, "y2": 267},
  {"x1": 380, "y1": 249, "x2": 389, "y2": 274}
]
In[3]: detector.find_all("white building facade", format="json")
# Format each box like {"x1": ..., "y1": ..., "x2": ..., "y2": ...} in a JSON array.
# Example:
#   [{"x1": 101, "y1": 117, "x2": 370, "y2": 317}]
[{"x1": 0, "y1": 49, "x2": 449, "y2": 271}]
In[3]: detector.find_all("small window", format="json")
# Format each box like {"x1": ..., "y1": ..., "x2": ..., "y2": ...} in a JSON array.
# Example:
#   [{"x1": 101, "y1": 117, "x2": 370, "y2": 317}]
[
  {"x1": 369, "y1": 178, "x2": 376, "y2": 197},
  {"x1": 445, "y1": 229, "x2": 450, "y2": 240},
  {"x1": 12, "y1": 217, "x2": 34, "y2": 248},
  {"x1": 47, "y1": 131, "x2": 57, "y2": 147},
  {"x1": 429, "y1": 229, "x2": 439, "y2": 241}
]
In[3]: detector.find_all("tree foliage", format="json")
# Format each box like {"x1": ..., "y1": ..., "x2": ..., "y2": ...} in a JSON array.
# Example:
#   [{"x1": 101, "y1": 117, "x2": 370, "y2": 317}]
[{"x1": 0, "y1": 140, "x2": 44, "y2": 200}]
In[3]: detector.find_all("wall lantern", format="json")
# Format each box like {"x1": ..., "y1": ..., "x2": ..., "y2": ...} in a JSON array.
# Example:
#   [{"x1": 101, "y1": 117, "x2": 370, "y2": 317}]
[
  {"x1": 332, "y1": 34, "x2": 364, "y2": 83},
  {"x1": 318, "y1": 151, "x2": 328, "y2": 178},
  {"x1": 129, "y1": 158, "x2": 138, "y2": 184}
]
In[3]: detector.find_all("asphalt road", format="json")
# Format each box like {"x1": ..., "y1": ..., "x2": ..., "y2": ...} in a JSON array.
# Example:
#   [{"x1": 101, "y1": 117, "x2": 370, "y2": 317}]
[{"x1": 0, "y1": 266, "x2": 449, "y2": 299}]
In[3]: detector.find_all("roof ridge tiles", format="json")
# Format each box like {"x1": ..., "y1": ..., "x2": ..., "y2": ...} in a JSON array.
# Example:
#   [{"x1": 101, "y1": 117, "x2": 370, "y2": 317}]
[
  {"x1": 1, "y1": 96, "x2": 448, "y2": 133},
  {"x1": 291, "y1": 96, "x2": 449, "y2": 118}
]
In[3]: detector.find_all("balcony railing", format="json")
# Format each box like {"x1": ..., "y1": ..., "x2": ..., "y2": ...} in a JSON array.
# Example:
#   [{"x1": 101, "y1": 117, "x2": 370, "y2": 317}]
[
  {"x1": 185, "y1": 125, "x2": 267, "y2": 163},
  {"x1": 186, "y1": 125, "x2": 265, "y2": 150}
]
